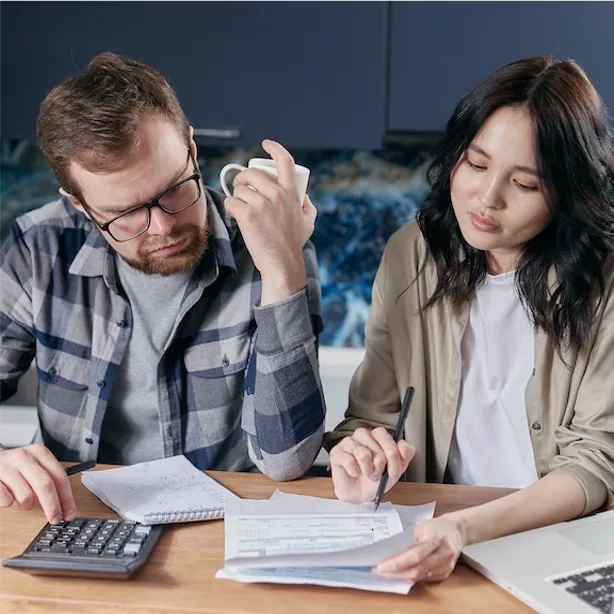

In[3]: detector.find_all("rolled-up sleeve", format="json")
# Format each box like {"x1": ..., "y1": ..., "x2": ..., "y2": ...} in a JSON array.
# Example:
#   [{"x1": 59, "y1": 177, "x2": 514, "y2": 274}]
[{"x1": 549, "y1": 298, "x2": 614, "y2": 514}]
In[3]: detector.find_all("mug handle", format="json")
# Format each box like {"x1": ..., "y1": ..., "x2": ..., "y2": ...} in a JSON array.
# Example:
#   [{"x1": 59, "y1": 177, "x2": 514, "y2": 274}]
[{"x1": 219, "y1": 163, "x2": 247, "y2": 197}]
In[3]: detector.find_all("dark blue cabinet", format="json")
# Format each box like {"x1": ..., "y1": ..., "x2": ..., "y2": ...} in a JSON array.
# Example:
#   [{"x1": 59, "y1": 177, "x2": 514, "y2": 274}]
[
  {"x1": 388, "y1": 2, "x2": 614, "y2": 133},
  {"x1": 1, "y1": 2, "x2": 387, "y2": 148}
]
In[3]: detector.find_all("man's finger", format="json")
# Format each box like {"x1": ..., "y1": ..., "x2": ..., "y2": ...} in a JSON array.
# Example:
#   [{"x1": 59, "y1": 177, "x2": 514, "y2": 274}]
[
  {"x1": 232, "y1": 168, "x2": 281, "y2": 204},
  {"x1": 224, "y1": 196, "x2": 251, "y2": 224},
  {"x1": 232, "y1": 184, "x2": 269, "y2": 211},
  {"x1": 0, "y1": 465, "x2": 34, "y2": 509},
  {"x1": 17, "y1": 452, "x2": 64, "y2": 523},
  {"x1": 30, "y1": 445, "x2": 76, "y2": 520},
  {"x1": 261, "y1": 139, "x2": 296, "y2": 190},
  {"x1": 0, "y1": 480, "x2": 16, "y2": 507}
]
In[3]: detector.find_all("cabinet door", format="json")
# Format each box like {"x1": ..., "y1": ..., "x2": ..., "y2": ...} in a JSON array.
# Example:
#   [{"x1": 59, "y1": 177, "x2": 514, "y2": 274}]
[
  {"x1": 388, "y1": 2, "x2": 614, "y2": 133},
  {"x1": 1, "y1": 2, "x2": 387, "y2": 148}
]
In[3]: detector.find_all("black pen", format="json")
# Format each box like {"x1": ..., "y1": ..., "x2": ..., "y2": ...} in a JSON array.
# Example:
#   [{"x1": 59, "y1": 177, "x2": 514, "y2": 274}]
[
  {"x1": 373, "y1": 386, "x2": 415, "y2": 512},
  {"x1": 65, "y1": 460, "x2": 96, "y2": 476}
]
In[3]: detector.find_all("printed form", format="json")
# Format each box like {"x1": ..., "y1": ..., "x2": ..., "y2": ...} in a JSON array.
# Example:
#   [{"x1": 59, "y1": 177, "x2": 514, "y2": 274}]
[{"x1": 216, "y1": 491, "x2": 435, "y2": 594}]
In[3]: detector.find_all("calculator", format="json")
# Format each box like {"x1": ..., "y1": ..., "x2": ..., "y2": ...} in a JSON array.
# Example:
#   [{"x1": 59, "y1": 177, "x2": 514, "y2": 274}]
[{"x1": 3, "y1": 517, "x2": 164, "y2": 579}]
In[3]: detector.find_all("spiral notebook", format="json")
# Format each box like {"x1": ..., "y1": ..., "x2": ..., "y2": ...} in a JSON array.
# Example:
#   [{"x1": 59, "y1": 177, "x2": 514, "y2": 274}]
[{"x1": 81, "y1": 455, "x2": 240, "y2": 525}]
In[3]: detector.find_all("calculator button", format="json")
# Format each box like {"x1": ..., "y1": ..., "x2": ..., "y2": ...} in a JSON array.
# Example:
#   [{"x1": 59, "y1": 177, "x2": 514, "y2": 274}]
[
  {"x1": 87, "y1": 546, "x2": 103, "y2": 555},
  {"x1": 123, "y1": 543, "x2": 142, "y2": 556}
]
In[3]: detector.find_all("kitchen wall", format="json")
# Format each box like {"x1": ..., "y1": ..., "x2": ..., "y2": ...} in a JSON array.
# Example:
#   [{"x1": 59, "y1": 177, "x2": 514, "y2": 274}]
[{"x1": 0, "y1": 140, "x2": 432, "y2": 348}]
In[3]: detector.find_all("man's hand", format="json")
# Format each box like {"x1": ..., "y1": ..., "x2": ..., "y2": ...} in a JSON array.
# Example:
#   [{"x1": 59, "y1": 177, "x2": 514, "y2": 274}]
[
  {"x1": 0, "y1": 443, "x2": 76, "y2": 524},
  {"x1": 224, "y1": 139, "x2": 317, "y2": 305},
  {"x1": 329, "y1": 427, "x2": 415, "y2": 503}
]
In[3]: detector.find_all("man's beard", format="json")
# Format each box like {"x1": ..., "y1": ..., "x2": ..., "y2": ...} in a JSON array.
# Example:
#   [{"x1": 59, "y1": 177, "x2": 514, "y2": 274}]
[{"x1": 122, "y1": 223, "x2": 209, "y2": 276}]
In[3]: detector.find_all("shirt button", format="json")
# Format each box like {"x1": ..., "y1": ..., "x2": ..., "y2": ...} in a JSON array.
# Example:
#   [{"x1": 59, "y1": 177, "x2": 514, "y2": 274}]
[
  {"x1": 116, "y1": 319, "x2": 127, "y2": 328},
  {"x1": 97, "y1": 380, "x2": 106, "y2": 388},
  {"x1": 531, "y1": 421, "x2": 542, "y2": 431},
  {"x1": 48, "y1": 367, "x2": 57, "y2": 377},
  {"x1": 85, "y1": 437, "x2": 94, "y2": 444},
  {"x1": 222, "y1": 356, "x2": 230, "y2": 367}
]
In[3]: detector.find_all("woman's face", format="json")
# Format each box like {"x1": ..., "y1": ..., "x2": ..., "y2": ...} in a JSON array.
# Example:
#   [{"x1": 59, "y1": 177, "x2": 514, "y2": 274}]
[{"x1": 450, "y1": 105, "x2": 551, "y2": 274}]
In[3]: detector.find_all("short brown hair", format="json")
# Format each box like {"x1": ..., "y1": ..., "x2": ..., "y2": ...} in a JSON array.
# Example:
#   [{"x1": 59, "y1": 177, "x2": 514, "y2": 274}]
[{"x1": 37, "y1": 52, "x2": 190, "y2": 198}]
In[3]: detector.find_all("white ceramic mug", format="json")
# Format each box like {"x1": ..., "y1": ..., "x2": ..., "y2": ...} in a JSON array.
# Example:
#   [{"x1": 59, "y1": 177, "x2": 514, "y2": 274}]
[{"x1": 219, "y1": 158, "x2": 310, "y2": 203}]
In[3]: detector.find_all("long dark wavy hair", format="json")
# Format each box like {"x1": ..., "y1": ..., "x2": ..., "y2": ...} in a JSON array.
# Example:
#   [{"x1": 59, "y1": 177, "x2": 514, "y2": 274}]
[{"x1": 417, "y1": 57, "x2": 614, "y2": 354}]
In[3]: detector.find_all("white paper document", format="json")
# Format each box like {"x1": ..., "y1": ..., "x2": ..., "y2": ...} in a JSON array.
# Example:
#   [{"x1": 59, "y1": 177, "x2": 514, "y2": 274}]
[
  {"x1": 216, "y1": 491, "x2": 436, "y2": 594},
  {"x1": 269, "y1": 490, "x2": 436, "y2": 531}
]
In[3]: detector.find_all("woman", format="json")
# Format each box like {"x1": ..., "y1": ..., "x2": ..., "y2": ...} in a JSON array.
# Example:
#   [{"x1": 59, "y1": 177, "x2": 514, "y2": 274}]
[{"x1": 325, "y1": 56, "x2": 614, "y2": 584}]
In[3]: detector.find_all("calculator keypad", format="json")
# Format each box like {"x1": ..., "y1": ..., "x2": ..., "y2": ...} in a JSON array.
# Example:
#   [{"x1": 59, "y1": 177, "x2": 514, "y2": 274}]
[{"x1": 29, "y1": 518, "x2": 148, "y2": 558}]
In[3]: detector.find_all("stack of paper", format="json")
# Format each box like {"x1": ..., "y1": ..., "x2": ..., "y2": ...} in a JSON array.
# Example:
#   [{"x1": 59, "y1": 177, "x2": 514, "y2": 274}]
[{"x1": 216, "y1": 491, "x2": 435, "y2": 594}]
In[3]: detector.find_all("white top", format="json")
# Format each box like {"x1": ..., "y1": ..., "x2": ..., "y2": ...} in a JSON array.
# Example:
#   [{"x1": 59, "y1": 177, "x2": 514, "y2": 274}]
[{"x1": 447, "y1": 270, "x2": 539, "y2": 488}]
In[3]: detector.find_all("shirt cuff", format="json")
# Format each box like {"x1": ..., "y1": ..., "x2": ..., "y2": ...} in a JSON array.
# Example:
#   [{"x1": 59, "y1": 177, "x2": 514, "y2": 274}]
[
  {"x1": 254, "y1": 288, "x2": 314, "y2": 354},
  {"x1": 554, "y1": 465, "x2": 610, "y2": 515}
]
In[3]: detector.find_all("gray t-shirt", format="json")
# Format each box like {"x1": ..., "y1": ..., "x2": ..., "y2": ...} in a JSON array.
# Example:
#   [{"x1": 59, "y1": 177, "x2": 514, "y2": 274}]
[{"x1": 98, "y1": 255, "x2": 193, "y2": 465}]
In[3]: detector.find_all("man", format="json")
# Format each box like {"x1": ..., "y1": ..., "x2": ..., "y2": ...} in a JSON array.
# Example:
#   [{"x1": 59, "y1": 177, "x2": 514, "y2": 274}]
[{"x1": 0, "y1": 53, "x2": 325, "y2": 524}]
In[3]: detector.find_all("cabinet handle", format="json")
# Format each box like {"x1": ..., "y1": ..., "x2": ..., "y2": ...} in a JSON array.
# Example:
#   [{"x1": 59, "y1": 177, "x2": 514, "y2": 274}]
[{"x1": 193, "y1": 128, "x2": 241, "y2": 139}]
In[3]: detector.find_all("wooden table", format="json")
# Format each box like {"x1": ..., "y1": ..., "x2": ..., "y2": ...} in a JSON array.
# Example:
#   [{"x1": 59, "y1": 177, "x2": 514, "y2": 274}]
[{"x1": 0, "y1": 468, "x2": 534, "y2": 614}]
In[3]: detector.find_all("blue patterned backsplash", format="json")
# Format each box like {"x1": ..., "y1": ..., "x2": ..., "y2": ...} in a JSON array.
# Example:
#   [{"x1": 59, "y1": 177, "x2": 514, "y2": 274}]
[{"x1": 1, "y1": 140, "x2": 432, "y2": 347}]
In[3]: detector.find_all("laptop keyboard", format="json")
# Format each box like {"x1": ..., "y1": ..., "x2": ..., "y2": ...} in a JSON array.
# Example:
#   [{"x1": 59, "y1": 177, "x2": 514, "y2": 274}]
[{"x1": 549, "y1": 560, "x2": 614, "y2": 613}]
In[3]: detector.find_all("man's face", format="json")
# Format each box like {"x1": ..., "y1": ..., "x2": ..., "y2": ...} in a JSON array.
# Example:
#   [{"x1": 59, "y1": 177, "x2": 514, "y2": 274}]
[{"x1": 67, "y1": 115, "x2": 208, "y2": 275}]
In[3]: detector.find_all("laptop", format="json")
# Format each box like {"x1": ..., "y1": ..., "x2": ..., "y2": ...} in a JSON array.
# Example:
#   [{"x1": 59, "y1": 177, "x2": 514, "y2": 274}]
[{"x1": 462, "y1": 509, "x2": 614, "y2": 614}]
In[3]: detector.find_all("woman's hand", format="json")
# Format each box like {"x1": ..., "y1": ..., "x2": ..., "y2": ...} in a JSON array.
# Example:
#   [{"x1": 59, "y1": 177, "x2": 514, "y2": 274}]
[
  {"x1": 374, "y1": 514, "x2": 465, "y2": 583},
  {"x1": 329, "y1": 427, "x2": 415, "y2": 503}
]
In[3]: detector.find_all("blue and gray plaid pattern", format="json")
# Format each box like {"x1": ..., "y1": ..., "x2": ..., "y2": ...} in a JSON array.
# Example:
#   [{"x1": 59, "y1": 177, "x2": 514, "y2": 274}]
[{"x1": 0, "y1": 189, "x2": 325, "y2": 480}]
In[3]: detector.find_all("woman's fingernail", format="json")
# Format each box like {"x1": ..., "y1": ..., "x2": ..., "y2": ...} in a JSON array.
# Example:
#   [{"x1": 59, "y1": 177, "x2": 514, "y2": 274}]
[{"x1": 65, "y1": 509, "x2": 76, "y2": 521}]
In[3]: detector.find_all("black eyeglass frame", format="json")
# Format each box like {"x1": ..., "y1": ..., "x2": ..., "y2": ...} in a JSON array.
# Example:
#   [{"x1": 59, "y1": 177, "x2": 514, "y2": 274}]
[{"x1": 80, "y1": 149, "x2": 202, "y2": 243}]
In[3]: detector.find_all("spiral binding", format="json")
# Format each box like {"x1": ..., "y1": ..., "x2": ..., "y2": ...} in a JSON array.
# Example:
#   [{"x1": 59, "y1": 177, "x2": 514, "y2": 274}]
[{"x1": 144, "y1": 506, "x2": 224, "y2": 524}]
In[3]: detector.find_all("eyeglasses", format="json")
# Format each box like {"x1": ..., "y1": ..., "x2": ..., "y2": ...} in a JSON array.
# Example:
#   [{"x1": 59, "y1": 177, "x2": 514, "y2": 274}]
[{"x1": 82, "y1": 149, "x2": 202, "y2": 243}]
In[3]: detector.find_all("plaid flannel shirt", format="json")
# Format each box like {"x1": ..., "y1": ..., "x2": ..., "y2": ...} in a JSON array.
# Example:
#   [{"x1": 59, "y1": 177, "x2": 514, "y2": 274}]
[{"x1": 0, "y1": 189, "x2": 325, "y2": 480}]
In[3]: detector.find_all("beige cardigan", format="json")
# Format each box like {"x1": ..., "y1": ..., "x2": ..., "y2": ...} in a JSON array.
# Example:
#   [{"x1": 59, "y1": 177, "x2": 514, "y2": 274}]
[{"x1": 325, "y1": 221, "x2": 614, "y2": 515}]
